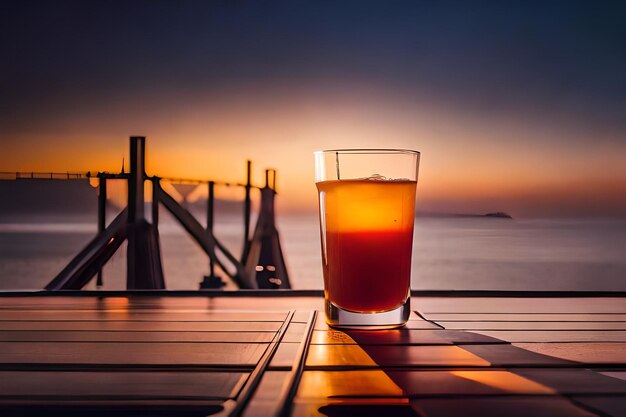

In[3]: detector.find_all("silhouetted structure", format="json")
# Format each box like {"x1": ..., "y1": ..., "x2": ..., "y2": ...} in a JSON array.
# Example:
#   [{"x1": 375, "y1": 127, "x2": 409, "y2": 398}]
[
  {"x1": 2, "y1": 136, "x2": 290, "y2": 290},
  {"x1": 243, "y1": 170, "x2": 291, "y2": 289}
]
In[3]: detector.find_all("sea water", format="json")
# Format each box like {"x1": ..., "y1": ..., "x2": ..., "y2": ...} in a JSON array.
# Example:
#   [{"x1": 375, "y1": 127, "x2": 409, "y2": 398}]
[{"x1": 0, "y1": 216, "x2": 625, "y2": 291}]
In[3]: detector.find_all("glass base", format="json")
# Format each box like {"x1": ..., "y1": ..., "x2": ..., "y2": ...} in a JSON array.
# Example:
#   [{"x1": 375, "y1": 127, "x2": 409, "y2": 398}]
[{"x1": 325, "y1": 298, "x2": 410, "y2": 330}]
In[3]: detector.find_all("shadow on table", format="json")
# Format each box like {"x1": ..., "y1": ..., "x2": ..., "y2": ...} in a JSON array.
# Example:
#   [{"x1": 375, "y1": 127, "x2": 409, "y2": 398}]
[{"x1": 312, "y1": 327, "x2": 626, "y2": 417}]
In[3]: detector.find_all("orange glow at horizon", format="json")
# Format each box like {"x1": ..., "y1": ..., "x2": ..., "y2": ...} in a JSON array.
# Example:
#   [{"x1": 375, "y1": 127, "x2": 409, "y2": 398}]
[{"x1": 2, "y1": 86, "x2": 626, "y2": 218}]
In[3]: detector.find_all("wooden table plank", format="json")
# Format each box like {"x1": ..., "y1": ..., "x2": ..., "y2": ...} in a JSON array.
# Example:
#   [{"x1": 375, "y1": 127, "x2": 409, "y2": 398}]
[
  {"x1": 0, "y1": 342, "x2": 267, "y2": 367},
  {"x1": 4, "y1": 295, "x2": 622, "y2": 314},
  {"x1": 283, "y1": 323, "x2": 307, "y2": 343},
  {"x1": 570, "y1": 395, "x2": 626, "y2": 417},
  {"x1": 514, "y1": 369, "x2": 626, "y2": 394},
  {"x1": 0, "y1": 331, "x2": 276, "y2": 343},
  {"x1": 0, "y1": 296, "x2": 324, "y2": 311},
  {"x1": 298, "y1": 370, "x2": 404, "y2": 398},
  {"x1": 269, "y1": 343, "x2": 300, "y2": 369},
  {"x1": 310, "y1": 329, "x2": 505, "y2": 345},
  {"x1": 298, "y1": 370, "x2": 556, "y2": 398},
  {"x1": 0, "y1": 311, "x2": 288, "y2": 322},
  {"x1": 424, "y1": 313, "x2": 626, "y2": 322},
  {"x1": 415, "y1": 297, "x2": 626, "y2": 314},
  {"x1": 601, "y1": 371, "x2": 626, "y2": 382},
  {"x1": 439, "y1": 321, "x2": 626, "y2": 330},
  {"x1": 292, "y1": 397, "x2": 598, "y2": 417},
  {"x1": 0, "y1": 370, "x2": 247, "y2": 400},
  {"x1": 0, "y1": 321, "x2": 282, "y2": 332},
  {"x1": 305, "y1": 345, "x2": 490, "y2": 368},
  {"x1": 292, "y1": 311, "x2": 314, "y2": 323},
  {"x1": 513, "y1": 342, "x2": 626, "y2": 364},
  {"x1": 313, "y1": 316, "x2": 441, "y2": 331},
  {"x1": 473, "y1": 330, "x2": 626, "y2": 343},
  {"x1": 242, "y1": 371, "x2": 291, "y2": 417},
  {"x1": 0, "y1": 402, "x2": 225, "y2": 415},
  {"x1": 461, "y1": 345, "x2": 574, "y2": 367},
  {"x1": 310, "y1": 329, "x2": 452, "y2": 346},
  {"x1": 410, "y1": 396, "x2": 598, "y2": 417},
  {"x1": 291, "y1": 402, "x2": 418, "y2": 417}
]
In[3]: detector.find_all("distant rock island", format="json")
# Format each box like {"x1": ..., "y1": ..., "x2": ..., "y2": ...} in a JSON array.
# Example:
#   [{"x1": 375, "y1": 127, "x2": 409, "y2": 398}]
[
  {"x1": 417, "y1": 211, "x2": 514, "y2": 219},
  {"x1": 483, "y1": 212, "x2": 513, "y2": 219}
]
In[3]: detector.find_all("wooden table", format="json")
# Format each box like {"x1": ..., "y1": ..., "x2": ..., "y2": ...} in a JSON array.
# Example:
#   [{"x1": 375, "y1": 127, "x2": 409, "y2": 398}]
[{"x1": 0, "y1": 291, "x2": 625, "y2": 417}]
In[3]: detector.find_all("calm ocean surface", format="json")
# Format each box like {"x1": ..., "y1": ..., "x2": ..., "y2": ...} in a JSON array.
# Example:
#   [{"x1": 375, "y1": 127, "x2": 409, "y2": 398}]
[{"x1": 1, "y1": 215, "x2": 625, "y2": 291}]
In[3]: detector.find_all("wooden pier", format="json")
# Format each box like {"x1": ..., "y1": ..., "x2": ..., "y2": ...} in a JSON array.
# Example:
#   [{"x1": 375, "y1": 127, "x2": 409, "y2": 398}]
[
  {"x1": 0, "y1": 291, "x2": 624, "y2": 416},
  {"x1": 1, "y1": 136, "x2": 292, "y2": 291}
]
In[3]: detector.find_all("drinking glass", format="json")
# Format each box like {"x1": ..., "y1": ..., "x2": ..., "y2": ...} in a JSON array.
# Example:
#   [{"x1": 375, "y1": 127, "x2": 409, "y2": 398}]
[{"x1": 315, "y1": 149, "x2": 420, "y2": 329}]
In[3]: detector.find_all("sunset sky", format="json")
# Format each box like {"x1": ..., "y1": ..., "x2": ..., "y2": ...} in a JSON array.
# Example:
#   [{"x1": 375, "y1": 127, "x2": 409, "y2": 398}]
[{"x1": 2, "y1": 1, "x2": 626, "y2": 217}]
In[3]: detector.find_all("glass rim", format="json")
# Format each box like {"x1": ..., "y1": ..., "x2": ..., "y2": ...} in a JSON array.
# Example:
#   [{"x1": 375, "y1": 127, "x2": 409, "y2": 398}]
[{"x1": 314, "y1": 148, "x2": 420, "y2": 156}]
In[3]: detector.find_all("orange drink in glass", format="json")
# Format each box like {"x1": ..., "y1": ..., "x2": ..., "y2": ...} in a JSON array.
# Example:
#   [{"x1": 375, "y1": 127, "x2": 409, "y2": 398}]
[{"x1": 315, "y1": 150, "x2": 419, "y2": 329}]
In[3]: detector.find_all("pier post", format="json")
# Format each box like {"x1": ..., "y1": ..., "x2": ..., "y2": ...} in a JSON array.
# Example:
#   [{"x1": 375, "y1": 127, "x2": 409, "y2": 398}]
[
  {"x1": 199, "y1": 180, "x2": 225, "y2": 289},
  {"x1": 126, "y1": 136, "x2": 165, "y2": 289},
  {"x1": 128, "y1": 136, "x2": 145, "y2": 223},
  {"x1": 96, "y1": 175, "x2": 107, "y2": 287},
  {"x1": 208, "y1": 180, "x2": 215, "y2": 277},
  {"x1": 242, "y1": 160, "x2": 252, "y2": 262}
]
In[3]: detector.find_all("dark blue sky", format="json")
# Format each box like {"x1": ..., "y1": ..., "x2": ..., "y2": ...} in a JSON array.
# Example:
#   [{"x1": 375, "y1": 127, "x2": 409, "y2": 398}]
[
  {"x1": 2, "y1": 0, "x2": 625, "y2": 138},
  {"x1": 2, "y1": 1, "x2": 626, "y2": 217}
]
